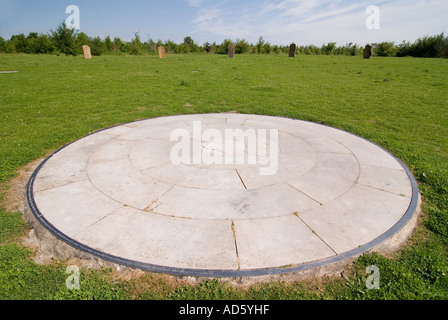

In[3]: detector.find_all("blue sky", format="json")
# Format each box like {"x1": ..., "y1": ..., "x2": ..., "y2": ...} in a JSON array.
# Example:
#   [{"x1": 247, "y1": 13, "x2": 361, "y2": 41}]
[{"x1": 0, "y1": 0, "x2": 447, "y2": 46}]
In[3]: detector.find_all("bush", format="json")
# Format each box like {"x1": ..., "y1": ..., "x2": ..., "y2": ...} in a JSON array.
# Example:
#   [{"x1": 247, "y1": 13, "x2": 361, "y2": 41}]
[
  {"x1": 90, "y1": 37, "x2": 106, "y2": 56},
  {"x1": 2, "y1": 24, "x2": 447, "y2": 59},
  {"x1": 30, "y1": 34, "x2": 55, "y2": 54},
  {"x1": 104, "y1": 36, "x2": 113, "y2": 52},
  {"x1": 272, "y1": 45, "x2": 283, "y2": 54},
  {"x1": 164, "y1": 40, "x2": 178, "y2": 54},
  {"x1": 176, "y1": 37, "x2": 198, "y2": 54},
  {"x1": 9, "y1": 34, "x2": 28, "y2": 53},
  {"x1": 255, "y1": 36, "x2": 267, "y2": 54},
  {"x1": 203, "y1": 42, "x2": 215, "y2": 53},
  {"x1": 235, "y1": 39, "x2": 249, "y2": 54},
  {"x1": 322, "y1": 42, "x2": 336, "y2": 55},
  {"x1": 434, "y1": 33, "x2": 448, "y2": 58},
  {"x1": 374, "y1": 42, "x2": 398, "y2": 57},
  {"x1": 301, "y1": 45, "x2": 321, "y2": 55},
  {"x1": 263, "y1": 42, "x2": 272, "y2": 54},
  {"x1": 0, "y1": 36, "x2": 6, "y2": 53},
  {"x1": 337, "y1": 43, "x2": 361, "y2": 56},
  {"x1": 112, "y1": 37, "x2": 125, "y2": 53},
  {"x1": 50, "y1": 22, "x2": 78, "y2": 56},
  {"x1": 397, "y1": 34, "x2": 448, "y2": 58},
  {"x1": 413, "y1": 36, "x2": 438, "y2": 57},
  {"x1": 129, "y1": 33, "x2": 143, "y2": 55},
  {"x1": 216, "y1": 39, "x2": 234, "y2": 55}
]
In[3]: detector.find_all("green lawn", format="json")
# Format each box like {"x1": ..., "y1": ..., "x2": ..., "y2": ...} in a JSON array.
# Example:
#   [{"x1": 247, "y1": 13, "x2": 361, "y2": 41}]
[{"x1": 0, "y1": 53, "x2": 447, "y2": 300}]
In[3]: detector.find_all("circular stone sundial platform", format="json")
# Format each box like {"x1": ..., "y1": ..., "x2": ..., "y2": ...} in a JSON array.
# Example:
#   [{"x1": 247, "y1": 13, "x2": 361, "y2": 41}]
[{"x1": 26, "y1": 114, "x2": 419, "y2": 278}]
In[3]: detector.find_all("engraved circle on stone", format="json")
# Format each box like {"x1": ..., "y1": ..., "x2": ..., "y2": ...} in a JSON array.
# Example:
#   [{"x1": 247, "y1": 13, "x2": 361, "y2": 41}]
[
  {"x1": 82, "y1": 118, "x2": 359, "y2": 221},
  {"x1": 123, "y1": 129, "x2": 323, "y2": 191}
]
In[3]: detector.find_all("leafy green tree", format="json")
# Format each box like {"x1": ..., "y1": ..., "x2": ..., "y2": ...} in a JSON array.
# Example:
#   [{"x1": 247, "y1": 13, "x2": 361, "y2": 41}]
[
  {"x1": 165, "y1": 40, "x2": 178, "y2": 54},
  {"x1": 413, "y1": 36, "x2": 438, "y2": 57},
  {"x1": 184, "y1": 36, "x2": 194, "y2": 47},
  {"x1": 0, "y1": 36, "x2": 6, "y2": 53},
  {"x1": 271, "y1": 45, "x2": 283, "y2": 54},
  {"x1": 145, "y1": 38, "x2": 157, "y2": 53},
  {"x1": 204, "y1": 42, "x2": 215, "y2": 53},
  {"x1": 216, "y1": 39, "x2": 234, "y2": 54},
  {"x1": 50, "y1": 22, "x2": 78, "y2": 56},
  {"x1": 90, "y1": 37, "x2": 106, "y2": 56},
  {"x1": 302, "y1": 45, "x2": 321, "y2": 55},
  {"x1": 112, "y1": 37, "x2": 125, "y2": 52},
  {"x1": 342, "y1": 42, "x2": 361, "y2": 56},
  {"x1": 374, "y1": 41, "x2": 397, "y2": 57},
  {"x1": 235, "y1": 39, "x2": 249, "y2": 54},
  {"x1": 31, "y1": 34, "x2": 55, "y2": 54},
  {"x1": 435, "y1": 33, "x2": 448, "y2": 58},
  {"x1": 322, "y1": 42, "x2": 336, "y2": 55},
  {"x1": 104, "y1": 36, "x2": 113, "y2": 52},
  {"x1": 263, "y1": 41, "x2": 272, "y2": 54},
  {"x1": 181, "y1": 36, "x2": 199, "y2": 53},
  {"x1": 130, "y1": 33, "x2": 143, "y2": 55},
  {"x1": 76, "y1": 32, "x2": 90, "y2": 46},
  {"x1": 9, "y1": 34, "x2": 28, "y2": 53},
  {"x1": 177, "y1": 43, "x2": 191, "y2": 54},
  {"x1": 396, "y1": 40, "x2": 412, "y2": 57},
  {"x1": 75, "y1": 32, "x2": 90, "y2": 55},
  {"x1": 4, "y1": 40, "x2": 16, "y2": 53},
  {"x1": 256, "y1": 36, "x2": 266, "y2": 54}
]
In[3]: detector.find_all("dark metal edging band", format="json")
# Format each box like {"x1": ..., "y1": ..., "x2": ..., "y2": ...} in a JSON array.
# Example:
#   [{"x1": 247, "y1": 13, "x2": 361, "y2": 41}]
[{"x1": 25, "y1": 114, "x2": 420, "y2": 278}]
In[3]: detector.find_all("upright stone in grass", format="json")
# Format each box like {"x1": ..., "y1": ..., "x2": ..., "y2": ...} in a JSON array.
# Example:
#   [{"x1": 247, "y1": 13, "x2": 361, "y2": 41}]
[
  {"x1": 82, "y1": 45, "x2": 92, "y2": 59},
  {"x1": 228, "y1": 44, "x2": 235, "y2": 58},
  {"x1": 289, "y1": 43, "x2": 297, "y2": 57},
  {"x1": 364, "y1": 45, "x2": 373, "y2": 59},
  {"x1": 158, "y1": 46, "x2": 166, "y2": 59}
]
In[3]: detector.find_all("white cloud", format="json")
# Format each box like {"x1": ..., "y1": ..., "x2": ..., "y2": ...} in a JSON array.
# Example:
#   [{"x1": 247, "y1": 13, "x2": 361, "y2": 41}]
[
  {"x1": 189, "y1": 0, "x2": 448, "y2": 45},
  {"x1": 192, "y1": 8, "x2": 221, "y2": 23},
  {"x1": 301, "y1": 3, "x2": 360, "y2": 24},
  {"x1": 188, "y1": 0, "x2": 204, "y2": 7},
  {"x1": 281, "y1": 0, "x2": 325, "y2": 18}
]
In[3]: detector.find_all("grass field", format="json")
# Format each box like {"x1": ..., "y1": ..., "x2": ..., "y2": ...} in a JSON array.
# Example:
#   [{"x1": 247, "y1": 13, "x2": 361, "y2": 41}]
[{"x1": 0, "y1": 53, "x2": 447, "y2": 300}]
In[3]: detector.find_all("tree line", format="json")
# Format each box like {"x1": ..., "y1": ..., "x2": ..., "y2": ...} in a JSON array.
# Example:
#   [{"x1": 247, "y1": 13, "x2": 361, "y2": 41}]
[{"x1": 1, "y1": 22, "x2": 447, "y2": 58}]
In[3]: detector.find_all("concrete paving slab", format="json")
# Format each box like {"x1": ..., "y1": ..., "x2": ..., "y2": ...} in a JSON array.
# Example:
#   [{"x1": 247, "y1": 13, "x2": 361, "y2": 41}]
[
  {"x1": 87, "y1": 158, "x2": 174, "y2": 210},
  {"x1": 118, "y1": 121, "x2": 191, "y2": 141},
  {"x1": 150, "y1": 183, "x2": 320, "y2": 220},
  {"x1": 236, "y1": 153, "x2": 317, "y2": 189},
  {"x1": 299, "y1": 184, "x2": 412, "y2": 254},
  {"x1": 27, "y1": 114, "x2": 419, "y2": 277},
  {"x1": 33, "y1": 180, "x2": 123, "y2": 236},
  {"x1": 33, "y1": 152, "x2": 90, "y2": 193},
  {"x1": 142, "y1": 163, "x2": 245, "y2": 190},
  {"x1": 128, "y1": 139, "x2": 176, "y2": 171},
  {"x1": 357, "y1": 166, "x2": 413, "y2": 197},
  {"x1": 287, "y1": 153, "x2": 360, "y2": 204},
  {"x1": 234, "y1": 215, "x2": 336, "y2": 270},
  {"x1": 75, "y1": 206, "x2": 238, "y2": 270}
]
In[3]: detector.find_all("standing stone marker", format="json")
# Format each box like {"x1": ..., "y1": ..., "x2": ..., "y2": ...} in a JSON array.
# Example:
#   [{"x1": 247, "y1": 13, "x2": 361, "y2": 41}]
[
  {"x1": 228, "y1": 44, "x2": 235, "y2": 58},
  {"x1": 289, "y1": 43, "x2": 297, "y2": 57},
  {"x1": 158, "y1": 46, "x2": 166, "y2": 59},
  {"x1": 364, "y1": 45, "x2": 373, "y2": 59},
  {"x1": 82, "y1": 45, "x2": 92, "y2": 59}
]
